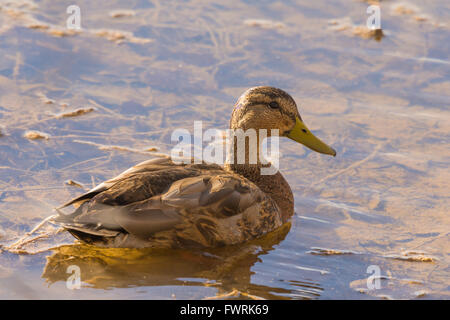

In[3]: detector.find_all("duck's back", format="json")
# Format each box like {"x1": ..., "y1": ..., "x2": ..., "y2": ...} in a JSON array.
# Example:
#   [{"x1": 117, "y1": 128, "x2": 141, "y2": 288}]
[{"x1": 55, "y1": 157, "x2": 283, "y2": 248}]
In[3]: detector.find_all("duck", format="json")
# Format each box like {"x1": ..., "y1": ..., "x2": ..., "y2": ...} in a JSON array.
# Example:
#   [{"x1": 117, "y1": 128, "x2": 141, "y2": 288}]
[{"x1": 54, "y1": 86, "x2": 336, "y2": 248}]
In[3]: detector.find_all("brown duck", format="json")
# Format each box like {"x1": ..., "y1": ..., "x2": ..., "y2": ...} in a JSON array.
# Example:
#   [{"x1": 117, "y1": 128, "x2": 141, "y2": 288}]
[{"x1": 54, "y1": 87, "x2": 336, "y2": 248}]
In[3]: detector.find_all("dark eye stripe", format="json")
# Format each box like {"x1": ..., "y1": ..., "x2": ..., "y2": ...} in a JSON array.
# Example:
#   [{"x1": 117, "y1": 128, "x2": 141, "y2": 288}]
[{"x1": 269, "y1": 101, "x2": 279, "y2": 109}]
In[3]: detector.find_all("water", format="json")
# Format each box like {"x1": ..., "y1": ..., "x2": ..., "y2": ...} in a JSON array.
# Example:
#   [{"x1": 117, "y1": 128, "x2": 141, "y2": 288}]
[{"x1": 0, "y1": 0, "x2": 449, "y2": 299}]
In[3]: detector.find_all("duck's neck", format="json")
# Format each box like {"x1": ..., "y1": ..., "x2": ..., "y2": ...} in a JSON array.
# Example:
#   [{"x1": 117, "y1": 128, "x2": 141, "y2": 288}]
[{"x1": 224, "y1": 130, "x2": 294, "y2": 221}]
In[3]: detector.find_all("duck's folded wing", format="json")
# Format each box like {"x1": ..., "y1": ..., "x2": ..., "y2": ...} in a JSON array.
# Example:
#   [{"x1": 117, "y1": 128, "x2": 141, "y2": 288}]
[
  {"x1": 160, "y1": 174, "x2": 257, "y2": 216},
  {"x1": 58, "y1": 202, "x2": 182, "y2": 239},
  {"x1": 57, "y1": 157, "x2": 174, "y2": 209},
  {"x1": 111, "y1": 174, "x2": 268, "y2": 241},
  {"x1": 56, "y1": 172, "x2": 271, "y2": 244}
]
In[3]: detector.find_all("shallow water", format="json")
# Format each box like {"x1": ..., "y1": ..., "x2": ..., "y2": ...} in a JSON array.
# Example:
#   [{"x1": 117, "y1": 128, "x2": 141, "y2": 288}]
[{"x1": 0, "y1": 0, "x2": 449, "y2": 299}]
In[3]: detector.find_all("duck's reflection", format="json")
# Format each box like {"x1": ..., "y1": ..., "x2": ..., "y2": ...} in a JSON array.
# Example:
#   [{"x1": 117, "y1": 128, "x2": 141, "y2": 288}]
[{"x1": 42, "y1": 223, "x2": 321, "y2": 299}]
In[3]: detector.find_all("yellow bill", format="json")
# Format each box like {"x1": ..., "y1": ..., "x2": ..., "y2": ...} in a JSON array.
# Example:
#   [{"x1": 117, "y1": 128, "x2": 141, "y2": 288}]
[{"x1": 287, "y1": 117, "x2": 336, "y2": 156}]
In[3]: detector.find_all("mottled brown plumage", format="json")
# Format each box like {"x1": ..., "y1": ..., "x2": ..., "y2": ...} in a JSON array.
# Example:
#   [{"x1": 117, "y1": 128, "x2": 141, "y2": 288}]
[{"x1": 55, "y1": 87, "x2": 336, "y2": 248}]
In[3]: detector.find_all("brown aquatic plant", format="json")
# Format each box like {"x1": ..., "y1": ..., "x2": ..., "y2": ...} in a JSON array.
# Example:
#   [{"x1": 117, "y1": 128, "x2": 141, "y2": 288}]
[
  {"x1": 23, "y1": 130, "x2": 50, "y2": 140},
  {"x1": 55, "y1": 107, "x2": 95, "y2": 118}
]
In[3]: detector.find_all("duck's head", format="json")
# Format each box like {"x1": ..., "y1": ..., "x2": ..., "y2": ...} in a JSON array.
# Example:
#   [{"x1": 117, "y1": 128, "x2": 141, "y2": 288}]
[{"x1": 230, "y1": 86, "x2": 336, "y2": 156}]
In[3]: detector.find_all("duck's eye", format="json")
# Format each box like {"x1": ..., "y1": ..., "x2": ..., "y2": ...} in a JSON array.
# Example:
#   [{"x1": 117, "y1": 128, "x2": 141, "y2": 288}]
[{"x1": 269, "y1": 101, "x2": 280, "y2": 109}]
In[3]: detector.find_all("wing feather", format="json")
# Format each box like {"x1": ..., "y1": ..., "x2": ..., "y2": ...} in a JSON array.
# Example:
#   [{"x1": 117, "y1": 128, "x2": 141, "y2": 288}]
[{"x1": 56, "y1": 160, "x2": 279, "y2": 247}]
